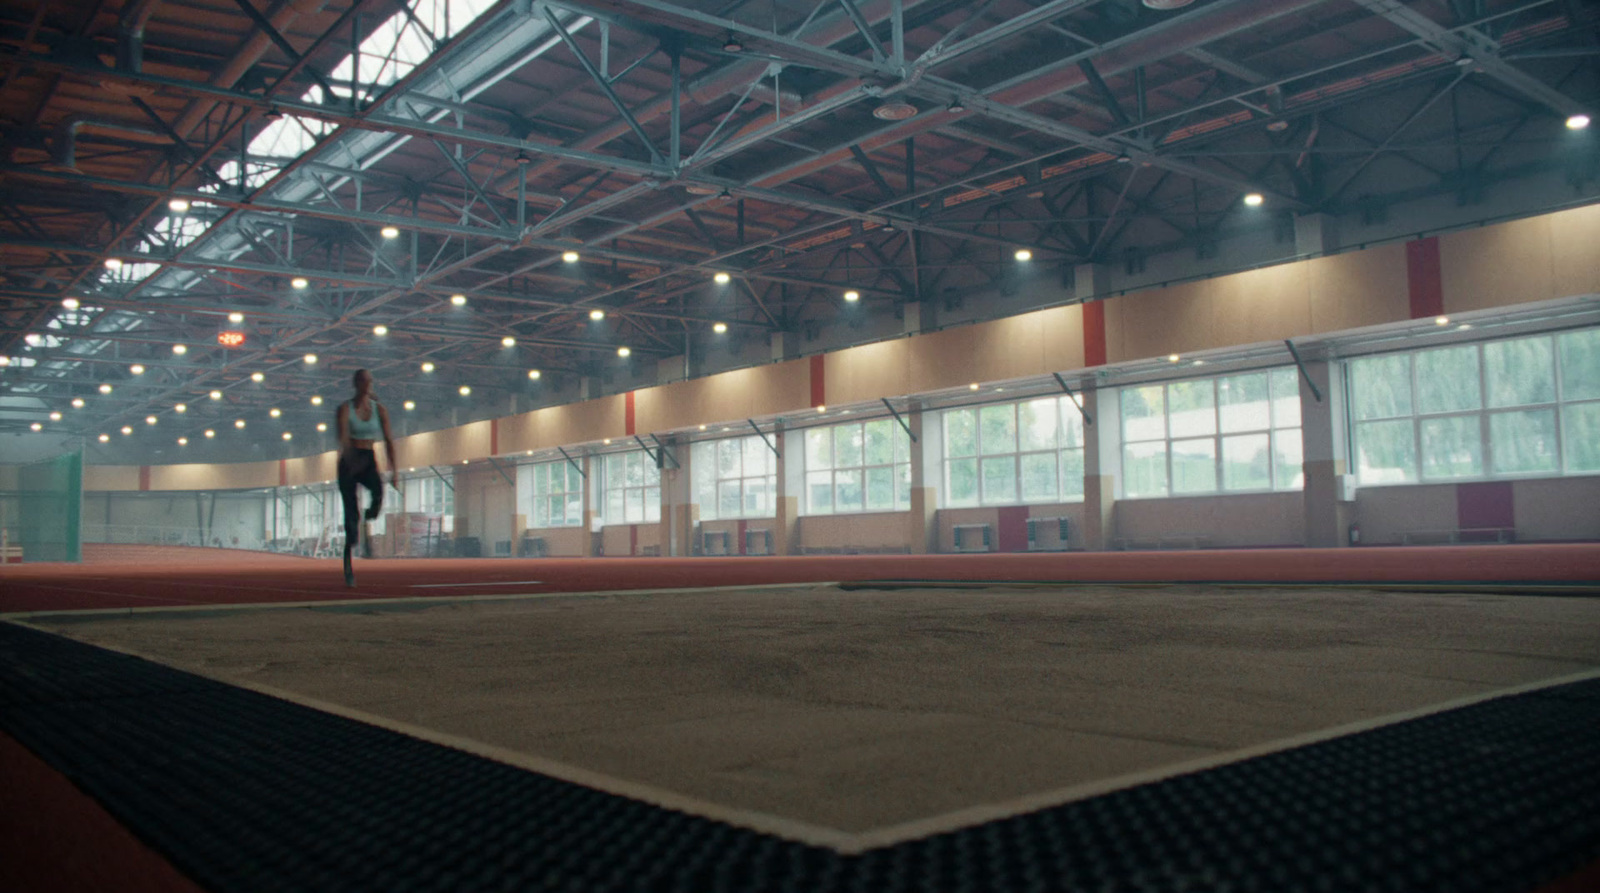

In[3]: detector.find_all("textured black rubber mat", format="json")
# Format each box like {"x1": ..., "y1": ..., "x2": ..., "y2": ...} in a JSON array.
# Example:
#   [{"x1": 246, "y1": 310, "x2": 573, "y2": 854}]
[{"x1": 2, "y1": 620, "x2": 1597, "y2": 893}]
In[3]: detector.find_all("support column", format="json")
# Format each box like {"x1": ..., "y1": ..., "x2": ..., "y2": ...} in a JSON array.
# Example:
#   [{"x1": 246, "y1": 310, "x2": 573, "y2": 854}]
[
  {"x1": 582, "y1": 454, "x2": 599, "y2": 556},
  {"x1": 1298, "y1": 359, "x2": 1352, "y2": 547},
  {"x1": 660, "y1": 437, "x2": 695, "y2": 557},
  {"x1": 776, "y1": 422, "x2": 800, "y2": 555},
  {"x1": 1073, "y1": 262, "x2": 1110, "y2": 303},
  {"x1": 1294, "y1": 213, "x2": 1340, "y2": 257},
  {"x1": 907, "y1": 401, "x2": 937, "y2": 553},
  {"x1": 1080, "y1": 389, "x2": 1119, "y2": 551}
]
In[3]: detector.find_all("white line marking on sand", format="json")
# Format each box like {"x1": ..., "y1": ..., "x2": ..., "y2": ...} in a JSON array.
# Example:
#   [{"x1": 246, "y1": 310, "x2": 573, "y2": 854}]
[
  {"x1": 834, "y1": 665, "x2": 1600, "y2": 854},
  {"x1": 410, "y1": 580, "x2": 545, "y2": 588}
]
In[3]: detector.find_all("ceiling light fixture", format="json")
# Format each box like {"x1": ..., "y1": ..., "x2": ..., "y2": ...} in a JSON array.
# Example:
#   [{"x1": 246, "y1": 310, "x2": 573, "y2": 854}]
[
  {"x1": 282, "y1": 432, "x2": 293, "y2": 441},
  {"x1": 175, "y1": 404, "x2": 187, "y2": 413},
  {"x1": 178, "y1": 437, "x2": 188, "y2": 446},
  {"x1": 311, "y1": 395, "x2": 323, "y2": 406},
  {"x1": 205, "y1": 429, "x2": 215, "y2": 438},
  {"x1": 947, "y1": 98, "x2": 966, "y2": 113},
  {"x1": 130, "y1": 364, "x2": 145, "y2": 375},
  {"x1": 373, "y1": 324, "x2": 388, "y2": 336},
  {"x1": 404, "y1": 400, "x2": 415, "y2": 410},
  {"x1": 843, "y1": 290, "x2": 860, "y2": 302},
  {"x1": 421, "y1": 362, "x2": 434, "y2": 373},
  {"x1": 291, "y1": 277, "x2": 308, "y2": 289},
  {"x1": 210, "y1": 390, "x2": 222, "y2": 400},
  {"x1": 873, "y1": 101, "x2": 918, "y2": 121},
  {"x1": 317, "y1": 422, "x2": 327, "y2": 432},
  {"x1": 816, "y1": 405, "x2": 827, "y2": 413},
  {"x1": 121, "y1": 426, "x2": 133, "y2": 435},
  {"x1": 528, "y1": 369, "x2": 541, "y2": 380},
  {"x1": 1434, "y1": 315, "x2": 1450, "y2": 326},
  {"x1": 1567, "y1": 114, "x2": 1591, "y2": 130},
  {"x1": 1015, "y1": 249, "x2": 1033, "y2": 261},
  {"x1": 562, "y1": 250, "x2": 580, "y2": 263},
  {"x1": 169, "y1": 198, "x2": 190, "y2": 213},
  {"x1": 62, "y1": 297, "x2": 79, "y2": 309},
  {"x1": 105, "y1": 258, "x2": 123, "y2": 270},
  {"x1": 589, "y1": 309, "x2": 606, "y2": 320},
  {"x1": 969, "y1": 383, "x2": 979, "y2": 391},
  {"x1": 713, "y1": 322, "x2": 728, "y2": 333},
  {"x1": 502, "y1": 336, "x2": 517, "y2": 347},
  {"x1": 72, "y1": 398, "x2": 84, "y2": 408},
  {"x1": 270, "y1": 408, "x2": 281, "y2": 418},
  {"x1": 450, "y1": 294, "x2": 467, "y2": 306},
  {"x1": 49, "y1": 411, "x2": 62, "y2": 421},
  {"x1": 100, "y1": 384, "x2": 113, "y2": 394},
  {"x1": 30, "y1": 422, "x2": 41, "y2": 432},
  {"x1": 99, "y1": 434, "x2": 110, "y2": 442},
  {"x1": 1168, "y1": 354, "x2": 1181, "y2": 363},
  {"x1": 714, "y1": 272, "x2": 730, "y2": 284},
  {"x1": 252, "y1": 372, "x2": 265, "y2": 382},
  {"x1": 145, "y1": 416, "x2": 157, "y2": 425},
  {"x1": 235, "y1": 419, "x2": 246, "y2": 428},
  {"x1": 1243, "y1": 193, "x2": 1265, "y2": 206},
  {"x1": 228, "y1": 312, "x2": 244, "y2": 323},
  {"x1": 722, "y1": 33, "x2": 743, "y2": 52},
  {"x1": 172, "y1": 344, "x2": 187, "y2": 355},
  {"x1": 617, "y1": 346, "x2": 631, "y2": 357},
  {"x1": 380, "y1": 225, "x2": 400, "y2": 239},
  {"x1": 303, "y1": 353, "x2": 317, "y2": 364},
  {"x1": 1266, "y1": 120, "x2": 1289, "y2": 132},
  {"x1": 459, "y1": 385, "x2": 471, "y2": 396}
]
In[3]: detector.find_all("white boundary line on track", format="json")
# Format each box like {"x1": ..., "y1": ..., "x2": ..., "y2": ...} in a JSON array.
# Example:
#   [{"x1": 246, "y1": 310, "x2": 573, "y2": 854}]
[{"x1": 410, "y1": 580, "x2": 546, "y2": 588}]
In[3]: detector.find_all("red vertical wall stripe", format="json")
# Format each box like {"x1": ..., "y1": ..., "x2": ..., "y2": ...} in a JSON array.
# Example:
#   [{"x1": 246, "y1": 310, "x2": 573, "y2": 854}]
[
  {"x1": 625, "y1": 391, "x2": 636, "y2": 436},
  {"x1": 996, "y1": 506, "x2": 1030, "y2": 552},
  {"x1": 1082, "y1": 301, "x2": 1107, "y2": 367},
  {"x1": 737, "y1": 519, "x2": 748, "y2": 556},
  {"x1": 810, "y1": 355, "x2": 826, "y2": 407},
  {"x1": 1406, "y1": 237, "x2": 1444, "y2": 320},
  {"x1": 278, "y1": 459, "x2": 287, "y2": 486},
  {"x1": 629, "y1": 525, "x2": 638, "y2": 556},
  {"x1": 490, "y1": 418, "x2": 499, "y2": 456},
  {"x1": 138, "y1": 466, "x2": 150, "y2": 492}
]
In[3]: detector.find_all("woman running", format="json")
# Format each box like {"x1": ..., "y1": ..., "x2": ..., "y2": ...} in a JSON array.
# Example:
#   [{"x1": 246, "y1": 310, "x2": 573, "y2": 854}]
[{"x1": 337, "y1": 369, "x2": 399, "y2": 586}]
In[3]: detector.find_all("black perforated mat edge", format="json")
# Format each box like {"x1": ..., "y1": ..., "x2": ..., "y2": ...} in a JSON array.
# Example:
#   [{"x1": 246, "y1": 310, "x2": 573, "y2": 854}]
[{"x1": 2, "y1": 620, "x2": 1597, "y2": 893}]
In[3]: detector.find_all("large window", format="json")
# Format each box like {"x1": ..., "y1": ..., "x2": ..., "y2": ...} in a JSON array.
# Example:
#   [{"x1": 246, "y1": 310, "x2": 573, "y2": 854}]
[
  {"x1": 804, "y1": 419, "x2": 912, "y2": 514},
  {"x1": 1121, "y1": 368, "x2": 1303, "y2": 498},
  {"x1": 603, "y1": 451, "x2": 661, "y2": 524},
  {"x1": 943, "y1": 396, "x2": 1086, "y2": 507},
  {"x1": 693, "y1": 436, "x2": 777, "y2": 520},
  {"x1": 530, "y1": 460, "x2": 584, "y2": 528},
  {"x1": 1349, "y1": 328, "x2": 1600, "y2": 484},
  {"x1": 408, "y1": 475, "x2": 455, "y2": 519}
]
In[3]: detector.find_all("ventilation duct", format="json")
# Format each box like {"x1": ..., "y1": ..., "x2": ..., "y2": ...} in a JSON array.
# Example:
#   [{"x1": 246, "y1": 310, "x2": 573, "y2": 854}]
[{"x1": 48, "y1": 118, "x2": 172, "y2": 173}]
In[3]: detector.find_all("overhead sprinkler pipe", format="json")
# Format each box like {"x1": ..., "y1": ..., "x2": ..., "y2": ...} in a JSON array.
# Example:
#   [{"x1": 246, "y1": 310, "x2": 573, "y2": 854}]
[{"x1": 49, "y1": 117, "x2": 173, "y2": 173}]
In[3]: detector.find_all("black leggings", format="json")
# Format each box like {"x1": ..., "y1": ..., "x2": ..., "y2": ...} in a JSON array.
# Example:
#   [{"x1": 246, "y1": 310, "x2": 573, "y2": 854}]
[{"x1": 338, "y1": 448, "x2": 383, "y2": 552}]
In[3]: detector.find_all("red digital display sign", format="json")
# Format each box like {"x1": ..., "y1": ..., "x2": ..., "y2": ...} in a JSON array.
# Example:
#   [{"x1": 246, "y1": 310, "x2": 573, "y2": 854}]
[{"x1": 217, "y1": 331, "x2": 247, "y2": 347}]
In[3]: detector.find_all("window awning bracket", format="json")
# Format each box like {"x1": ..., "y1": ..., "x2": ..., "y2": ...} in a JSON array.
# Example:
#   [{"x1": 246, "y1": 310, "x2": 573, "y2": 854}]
[
  {"x1": 880, "y1": 397, "x2": 919, "y2": 442},
  {"x1": 557, "y1": 446, "x2": 587, "y2": 478},
  {"x1": 748, "y1": 419, "x2": 780, "y2": 459},
  {"x1": 1284, "y1": 339, "x2": 1323, "y2": 403},
  {"x1": 1052, "y1": 373, "x2": 1096, "y2": 425}
]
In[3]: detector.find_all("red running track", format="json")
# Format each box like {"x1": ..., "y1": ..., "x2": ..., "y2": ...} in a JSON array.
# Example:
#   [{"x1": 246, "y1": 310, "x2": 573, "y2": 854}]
[{"x1": 2, "y1": 543, "x2": 1597, "y2": 614}]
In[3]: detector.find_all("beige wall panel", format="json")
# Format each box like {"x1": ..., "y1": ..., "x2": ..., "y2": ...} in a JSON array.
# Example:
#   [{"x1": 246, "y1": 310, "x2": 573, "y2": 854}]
[
  {"x1": 1107, "y1": 279, "x2": 1214, "y2": 364},
  {"x1": 1547, "y1": 203, "x2": 1600, "y2": 299},
  {"x1": 1440, "y1": 215, "x2": 1555, "y2": 313},
  {"x1": 639, "y1": 361, "x2": 810, "y2": 433},
  {"x1": 799, "y1": 512, "x2": 910, "y2": 551},
  {"x1": 1115, "y1": 493, "x2": 1304, "y2": 547},
  {"x1": 1211, "y1": 263, "x2": 1314, "y2": 346},
  {"x1": 1513, "y1": 476, "x2": 1600, "y2": 542},
  {"x1": 148, "y1": 461, "x2": 277, "y2": 491},
  {"x1": 907, "y1": 326, "x2": 983, "y2": 392},
  {"x1": 600, "y1": 525, "x2": 631, "y2": 556},
  {"x1": 827, "y1": 339, "x2": 911, "y2": 405},
  {"x1": 502, "y1": 398, "x2": 624, "y2": 454},
  {"x1": 523, "y1": 526, "x2": 588, "y2": 557},
  {"x1": 284, "y1": 452, "x2": 338, "y2": 488},
  {"x1": 83, "y1": 465, "x2": 142, "y2": 491},
  {"x1": 1028, "y1": 503, "x2": 1088, "y2": 550},
  {"x1": 1305, "y1": 243, "x2": 1409, "y2": 333},
  {"x1": 1354, "y1": 483, "x2": 1457, "y2": 545},
  {"x1": 1040, "y1": 304, "x2": 1086, "y2": 373},
  {"x1": 636, "y1": 523, "x2": 661, "y2": 551},
  {"x1": 399, "y1": 420, "x2": 492, "y2": 468}
]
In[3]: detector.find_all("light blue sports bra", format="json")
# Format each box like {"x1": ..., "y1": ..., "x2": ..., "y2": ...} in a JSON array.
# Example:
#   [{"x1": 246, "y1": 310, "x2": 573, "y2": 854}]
[{"x1": 346, "y1": 400, "x2": 384, "y2": 441}]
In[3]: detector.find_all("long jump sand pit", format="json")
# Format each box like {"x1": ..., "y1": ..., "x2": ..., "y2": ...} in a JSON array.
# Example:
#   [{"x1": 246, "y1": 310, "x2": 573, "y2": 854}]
[{"x1": 22, "y1": 583, "x2": 1600, "y2": 848}]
